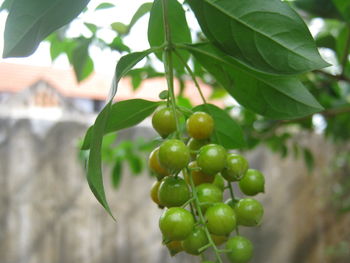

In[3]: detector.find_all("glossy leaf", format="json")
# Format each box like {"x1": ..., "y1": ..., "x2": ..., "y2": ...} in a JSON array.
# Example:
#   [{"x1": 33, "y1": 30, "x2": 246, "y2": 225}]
[
  {"x1": 194, "y1": 104, "x2": 246, "y2": 149},
  {"x1": 148, "y1": 0, "x2": 191, "y2": 71},
  {"x1": 187, "y1": 0, "x2": 329, "y2": 75},
  {"x1": 81, "y1": 49, "x2": 153, "y2": 150},
  {"x1": 83, "y1": 47, "x2": 159, "y2": 218},
  {"x1": 109, "y1": 48, "x2": 159, "y2": 100},
  {"x1": 3, "y1": 0, "x2": 89, "y2": 58},
  {"x1": 87, "y1": 102, "x2": 115, "y2": 219},
  {"x1": 83, "y1": 98, "x2": 159, "y2": 218},
  {"x1": 81, "y1": 99, "x2": 160, "y2": 150},
  {"x1": 185, "y1": 43, "x2": 324, "y2": 119},
  {"x1": 333, "y1": 0, "x2": 350, "y2": 21}
]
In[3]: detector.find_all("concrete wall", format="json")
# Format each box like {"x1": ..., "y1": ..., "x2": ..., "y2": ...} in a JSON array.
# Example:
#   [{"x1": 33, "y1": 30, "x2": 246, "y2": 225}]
[{"x1": 0, "y1": 117, "x2": 349, "y2": 263}]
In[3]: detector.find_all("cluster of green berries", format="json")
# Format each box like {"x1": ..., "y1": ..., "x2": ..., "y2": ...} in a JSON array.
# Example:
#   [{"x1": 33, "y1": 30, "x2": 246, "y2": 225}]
[{"x1": 149, "y1": 106, "x2": 265, "y2": 263}]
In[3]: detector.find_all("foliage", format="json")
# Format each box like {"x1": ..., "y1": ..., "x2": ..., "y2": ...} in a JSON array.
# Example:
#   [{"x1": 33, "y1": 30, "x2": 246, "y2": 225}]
[
  {"x1": 2, "y1": 0, "x2": 350, "y2": 261},
  {"x1": 2, "y1": 0, "x2": 349, "y2": 213}
]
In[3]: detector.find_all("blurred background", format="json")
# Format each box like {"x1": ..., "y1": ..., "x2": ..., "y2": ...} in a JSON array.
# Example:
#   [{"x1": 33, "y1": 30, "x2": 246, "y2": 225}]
[{"x1": 0, "y1": 0, "x2": 350, "y2": 262}]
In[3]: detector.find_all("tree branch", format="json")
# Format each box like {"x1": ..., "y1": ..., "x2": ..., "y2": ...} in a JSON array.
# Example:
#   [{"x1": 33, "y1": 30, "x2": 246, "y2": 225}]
[
  {"x1": 341, "y1": 25, "x2": 350, "y2": 76},
  {"x1": 251, "y1": 105, "x2": 350, "y2": 139},
  {"x1": 314, "y1": 70, "x2": 350, "y2": 83}
]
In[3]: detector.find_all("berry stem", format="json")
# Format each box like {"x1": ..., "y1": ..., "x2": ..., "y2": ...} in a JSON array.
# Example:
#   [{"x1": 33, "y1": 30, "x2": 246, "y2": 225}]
[
  {"x1": 161, "y1": 0, "x2": 181, "y2": 138},
  {"x1": 184, "y1": 168, "x2": 224, "y2": 263},
  {"x1": 173, "y1": 48, "x2": 223, "y2": 146},
  {"x1": 227, "y1": 182, "x2": 235, "y2": 200},
  {"x1": 182, "y1": 197, "x2": 195, "y2": 208},
  {"x1": 189, "y1": 202, "x2": 198, "y2": 221},
  {"x1": 198, "y1": 243, "x2": 212, "y2": 253},
  {"x1": 173, "y1": 49, "x2": 207, "y2": 104},
  {"x1": 227, "y1": 182, "x2": 240, "y2": 235}
]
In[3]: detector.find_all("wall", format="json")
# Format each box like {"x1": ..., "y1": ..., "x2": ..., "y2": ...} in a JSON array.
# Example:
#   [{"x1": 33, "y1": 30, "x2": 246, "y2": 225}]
[{"x1": 0, "y1": 117, "x2": 349, "y2": 263}]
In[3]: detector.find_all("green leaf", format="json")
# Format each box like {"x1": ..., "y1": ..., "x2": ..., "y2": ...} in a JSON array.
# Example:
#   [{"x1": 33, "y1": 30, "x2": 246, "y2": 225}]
[
  {"x1": 316, "y1": 34, "x2": 336, "y2": 50},
  {"x1": 82, "y1": 49, "x2": 157, "y2": 150},
  {"x1": 126, "y1": 154, "x2": 143, "y2": 174},
  {"x1": 110, "y1": 3, "x2": 152, "y2": 37},
  {"x1": 193, "y1": 104, "x2": 246, "y2": 149},
  {"x1": 95, "y1": 2, "x2": 115, "y2": 10},
  {"x1": 159, "y1": 90, "x2": 169, "y2": 100},
  {"x1": 84, "y1": 22, "x2": 98, "y2": 34},
  {"x1": 3, "y1": 0, "x2": 89, "y2": 58},
  {"x1": 333, "y1": 0, "x2": 350, "y2": 21},
  {"x1": 294, "y1": 0, "x2": 341, "y2": 19},
  {"x1": 71, "y1": 38, "x2": 94, "y2": 82},
  {"x1": 111, "y1": 159, "x2": 122, "y2": 189},
  {"x1": 109, "y1": 49, "x2": 158, "y2": 100},
  {"x1": 82, "y1": 47, "x2": 159, "y2": 218},
  {"x1": 46, "y1": 30, "x2": 78, "y2": 62},
  {"x1": 128, "y1": 2, "x2": 153, "y2": 30},
  {"x1": 111, "y1": 22, "x2": 128, "y2": 35},
  {"x1": 177, "y1": 96, "x2": 193, "y2": 109},
  {"x1": 336, "y1": 26, "x2": 350, "y2": 64},
  {"x1": 81, "y1": 99, "x2": 160, "y2": 150},
  {"x1": 87, "y1": 102, "x2": 115, "y2": 219},
  {"x1": 185, "y1": 43, "x2": 324, "y2": 119},
  {"x1": 187, "y1": 0, "x2": 329, "y2": 75},
  {"x1": 148, "y1": 0, "x2": 191, "y2": 72},
  {"x1": 0, "y1": 0, "x2": 14, "y2": 11},
  {"x1": 303, "y1": 148, "x2": 314, "y2": 172},
  {"x1": 109, "y1": 36, "x2": 131, "y2": 53}
]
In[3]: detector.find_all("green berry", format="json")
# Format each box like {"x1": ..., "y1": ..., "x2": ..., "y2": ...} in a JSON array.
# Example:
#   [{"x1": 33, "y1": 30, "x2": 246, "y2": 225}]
[
  {"x1": 205, "y1": 203, "x2": 236, "y2": 236},
  {"x1": 222, "y1": 153, "x2": 249, "y2": 181},
  {"x1": 182, "y1": 227, "x2": 209, "y2": 255},
  {"x1": 235, "y1": 198, "x2": 264, "y2": 227},
  {"x1": 239, "y1": 169, "x2": 265, "y2": 196},
  {"x1": 159, "y1": 139, "x2": 190, "y2": 172},
  {"x1": 158, "y1": 176, "x2": 190, "y2": 207},
  {"x1": 197, "y1": 144, "x2": 227, "y2": 176},
  {"x1": 159, "y1": 207, "x2": 194, "y2": 241},
  {"x1": 226, "y1": 236, "x2": 253, "y2": 263}
]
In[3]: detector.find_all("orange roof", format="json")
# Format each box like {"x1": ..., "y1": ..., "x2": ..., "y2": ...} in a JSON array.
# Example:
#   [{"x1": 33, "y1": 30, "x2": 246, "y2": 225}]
[{"x1": 0, "y1": 62, "x2": 220, "y2": 105}]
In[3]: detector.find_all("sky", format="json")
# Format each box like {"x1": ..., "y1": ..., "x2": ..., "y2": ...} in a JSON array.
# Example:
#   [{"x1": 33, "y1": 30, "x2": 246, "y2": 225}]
[
  {"x1": 0, "y1": 0, "x2": 153, "y2": 76},
  {"x1": 0, "y1": 0, "x2": 329, "y2": 77}
]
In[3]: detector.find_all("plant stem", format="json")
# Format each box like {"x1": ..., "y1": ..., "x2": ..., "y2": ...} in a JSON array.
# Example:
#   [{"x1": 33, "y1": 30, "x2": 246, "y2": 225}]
[
  {"x1": 184, "y1": 168, "x2": 224, "y2": 263},
  {"x1": 341, "y1": 25, "x2": 350, "y2": 76},
  {"x1": 314, "y1": 70, "x2": 350, "y2": 83},
  {"x1": 162, "y1": 0, "x2": 172, "y2": 46},
  {"x1": 227, "y1": 182, "x2": 240, "y2": 235},
  {"x1": 182, "y1": 197, "x2": 195, "y2": 208},
  {"x1": 173, "y1": 49, "x2": 207, "y2": 104},
  {"x1": 227, "y1": 182, "x2": 235, "y2": 200},
  {"x1": 161, "y1": 0, "x2": 180, "y2": 138}
]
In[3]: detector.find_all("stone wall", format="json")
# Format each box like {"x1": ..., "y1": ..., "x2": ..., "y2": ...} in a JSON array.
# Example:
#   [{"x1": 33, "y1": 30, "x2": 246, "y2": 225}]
[{"x1": 0, "y1": 117, "x2": 349, "y2": 263}]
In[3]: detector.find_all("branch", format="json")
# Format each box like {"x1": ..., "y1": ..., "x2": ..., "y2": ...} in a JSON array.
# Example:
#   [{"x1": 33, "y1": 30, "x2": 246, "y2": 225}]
[
  {"x1": 314, "y1": 70, "x2": 350, "y2": 83},
  {"x1": 251, "y1": 106, "x2": 350, "y2": 139},
  {"x1": 341, "y1": 25, "x2": 350, "y2": 76}
]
